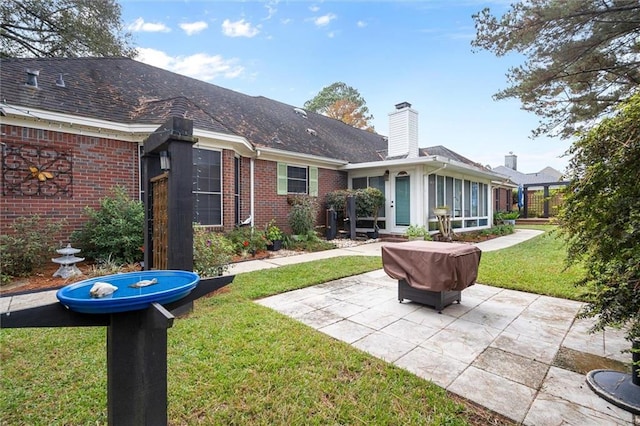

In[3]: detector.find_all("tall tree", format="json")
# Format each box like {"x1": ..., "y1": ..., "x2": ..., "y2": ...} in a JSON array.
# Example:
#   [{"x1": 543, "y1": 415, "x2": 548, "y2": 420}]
[
  {"x1": 0, "y1": 0, "x2": 136, "y2": 58},
  {"x1": 558, "y1": 94, "x2": 640, "y2": 344},
  {"x1": 472, "y1": 1, "x2": 640, "y2": 138},
  {"x1": 304, "y1": 82, "x2": 375, "y2": 131}
]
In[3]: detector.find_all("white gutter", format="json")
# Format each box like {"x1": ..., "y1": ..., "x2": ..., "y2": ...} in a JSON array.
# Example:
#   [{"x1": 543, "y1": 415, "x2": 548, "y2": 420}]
[
  {"x1": 255, "y1": 146, "x2": 348, "y2": 168},
  {"x1": 491, "y1": 179, "x2": 518, "y2": 189},
  {"x1": 342, "y1": 155, "x2": 504, "y2": 180},
  {"x1": 427, "y1": 163, "x2": 447, "y2": 175},
  {"x1": 1, "y1": 103, "x2": 155, "y2": 135},
  {"x1": 1, "y1": 103, "x2": 252, "y2": 154},
  {"x1": 250, "y1": 157, "x2": 255, "y2": 228}
]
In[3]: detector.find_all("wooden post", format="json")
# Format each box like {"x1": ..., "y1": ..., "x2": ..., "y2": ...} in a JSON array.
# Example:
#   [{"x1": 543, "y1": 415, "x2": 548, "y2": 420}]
[
  {"x1": 143, "y1": 117, "x2": 197, "y2": 271},
  {"x1": 107, "y1": 303, "x2": 174, "y2": 426},
  {"x1": 543, "y1": 185, "x2": 550, "y2": 218},
  {"x1": 346, "y1": 195, "x2": 356, "y2": 240}
]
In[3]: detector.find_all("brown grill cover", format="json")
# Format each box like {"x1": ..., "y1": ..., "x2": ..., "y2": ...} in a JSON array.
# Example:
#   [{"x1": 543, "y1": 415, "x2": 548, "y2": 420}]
[{"x1": 382, "y1": 241, "x2": 482, "y2": 292}]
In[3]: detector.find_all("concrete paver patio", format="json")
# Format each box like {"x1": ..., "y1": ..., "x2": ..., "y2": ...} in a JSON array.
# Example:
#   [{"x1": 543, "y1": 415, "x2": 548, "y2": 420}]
[
  {"x1": 253, "y1": 230, "x2": 639, "y2": 425},
  {"x1": 257, "y1": 271, "x2": 636, "y2": 425}
]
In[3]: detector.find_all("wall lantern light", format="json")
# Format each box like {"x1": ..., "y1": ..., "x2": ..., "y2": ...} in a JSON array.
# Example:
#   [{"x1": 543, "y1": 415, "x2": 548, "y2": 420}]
[{"x1": 159, "y1": 150, "x2": 170, "y2": 171}]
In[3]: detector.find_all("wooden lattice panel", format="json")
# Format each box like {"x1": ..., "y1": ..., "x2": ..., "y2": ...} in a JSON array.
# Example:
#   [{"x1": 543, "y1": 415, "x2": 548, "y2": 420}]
[{"x1": 151, "y1": 173, "x2": 169, "y2": 270}]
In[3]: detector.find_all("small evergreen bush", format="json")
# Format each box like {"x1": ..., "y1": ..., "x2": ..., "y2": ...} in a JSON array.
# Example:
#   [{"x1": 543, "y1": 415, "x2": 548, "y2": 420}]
[{"x1": 70, "y1": 186, "x2": 144, "y2": 264}]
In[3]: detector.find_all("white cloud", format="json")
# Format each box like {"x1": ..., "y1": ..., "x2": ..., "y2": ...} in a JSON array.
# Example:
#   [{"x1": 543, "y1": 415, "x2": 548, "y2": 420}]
[
  {"x1": 221, "y1": 19, "x2": 260, "y2": 37},
  {"x1": 309, "y1": 5, "x2": 320, "y2": 12},
  {"x1": 314, "y1": 13, "x2": 336, "y2": 27},
  {"x1": 180, "y1": 21, "x2": 208, "y2": 36},
  {"x1": 264, "y1": 1, "x2": 278, "y2": 20},
  {"x1": 128, "y1": 17, "x2": 171, "y2": 33},
  {"x1": 135, "y1": 48, "x2": 244, "y2": 82},
  {"x1": 357, "y1": 20, "x2": 367, "y2": 28}
]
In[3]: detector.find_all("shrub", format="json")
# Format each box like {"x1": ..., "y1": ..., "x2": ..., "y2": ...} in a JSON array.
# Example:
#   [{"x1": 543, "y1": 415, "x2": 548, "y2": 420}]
[
  {"x1": 325, "y1": 189, "x2": 350, "y2": 212},
  {"x1": 282, "y1": 231, "x2": 336, "y2": 252},
  {"x1": 226, "y1": 226, "x2": 268, "y2": 255},
  {"x1": 558, "y1": 94, "x2": 640, "y2": 344},
  {"x1": 326, "y1": 188, "x2": 386, "y2": 229},
  {"x1": 193, "y1": 226, "x2": 234, "y2": 277},
  {"x1": 355, "y1": 187, "x2": 385, "y2": 229},
  {"x1": 288, "y1": 195, "x2": 319, "y2": 235},
  {"x1": 0, "y1": 215, "x2": 65, "y2": 283},
  {"x1": 404, "y1": 224, "x2": 432, "y2": 241},
  {"x1": 70, "y1": 186, "x2": 144, "y2": 264}
]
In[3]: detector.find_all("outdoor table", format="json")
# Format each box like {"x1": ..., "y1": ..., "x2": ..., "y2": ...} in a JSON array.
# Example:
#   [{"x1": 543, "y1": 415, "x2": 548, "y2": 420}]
[{"x1": 382, "y1": 241, "x2": 481, "y2": 312}]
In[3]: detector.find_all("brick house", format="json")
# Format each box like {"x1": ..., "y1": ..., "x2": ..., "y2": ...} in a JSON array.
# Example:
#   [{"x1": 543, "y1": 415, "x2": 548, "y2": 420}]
[{"x1": 1, "y1": 57, "x2": 509, "y2": 241}]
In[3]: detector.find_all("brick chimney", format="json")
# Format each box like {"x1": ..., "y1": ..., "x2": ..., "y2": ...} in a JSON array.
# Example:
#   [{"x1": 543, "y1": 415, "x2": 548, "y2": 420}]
[
  {"x1": 505, "y1": 152, "x2": 517, "y2": 170},
  {"x1": 387, "y1": 102, "x2": 418, "y2": 158}
]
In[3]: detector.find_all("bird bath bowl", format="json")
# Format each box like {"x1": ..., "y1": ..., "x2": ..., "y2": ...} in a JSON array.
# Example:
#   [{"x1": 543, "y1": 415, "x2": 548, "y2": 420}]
[{"x1": 57, "y1": 270, "x2": 199, "y2": 314}]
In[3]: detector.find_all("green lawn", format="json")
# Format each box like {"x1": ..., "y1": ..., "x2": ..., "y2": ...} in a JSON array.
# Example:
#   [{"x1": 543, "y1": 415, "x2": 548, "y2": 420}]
[
  {"x1": 478, "y1": 225, "x2": 587, "y2": 300},
  {"x1": 0, "y1": 256, "x2": 509, "y2": 425},
  {"x1": 0, "y1": 226, "x2": 580, "y2": 425}
]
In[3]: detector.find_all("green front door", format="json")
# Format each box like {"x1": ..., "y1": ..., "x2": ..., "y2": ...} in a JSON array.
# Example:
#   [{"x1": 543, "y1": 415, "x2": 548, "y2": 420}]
[{"x1": 395, "y1": 175, "x2": 410, "y2": 226}]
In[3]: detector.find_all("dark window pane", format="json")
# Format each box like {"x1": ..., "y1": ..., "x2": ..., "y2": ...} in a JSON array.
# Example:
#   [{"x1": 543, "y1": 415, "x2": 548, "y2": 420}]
[
  {"x1": 192, "y1": 148, "x2": 222, "y2": 225},
  {"x1": 193, "y1": 193, "x2": 221, "y2": 225},
  {"x1": 287, "y1": 166, "x2": 307, "y2": 180},
  {"x1": 352, "y1": 177, "x2": 367, "y2": 189},
  {"x1": 288, "y1": 179, "x2": 307, "y2": 194},
  {"x1": 287, "y1": 165, "x2": 307, "y2": 194}
]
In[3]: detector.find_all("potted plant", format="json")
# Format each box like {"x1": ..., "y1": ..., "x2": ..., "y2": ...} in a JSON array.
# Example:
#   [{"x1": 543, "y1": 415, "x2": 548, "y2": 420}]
[
  {"x1": 501, "y1": 211, "x2": 519, "y2": 225},
  {"x1": 265, "y1": 220, "x2": 283, "y2": 251},
  {"x1": 433, "y1": 206, "x2": 450, "y2": 216}
]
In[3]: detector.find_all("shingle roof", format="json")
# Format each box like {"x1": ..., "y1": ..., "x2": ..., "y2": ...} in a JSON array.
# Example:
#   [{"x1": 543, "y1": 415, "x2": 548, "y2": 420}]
[
  {"x1": 492, "y1": 165, "x2": 564, "y2": 185},
  {"x1": 1, "y1": 57, "x2": 388, "y2": 163},
  {"x1": 420, "y1": 145, "x2": 487, "y2": 169}
]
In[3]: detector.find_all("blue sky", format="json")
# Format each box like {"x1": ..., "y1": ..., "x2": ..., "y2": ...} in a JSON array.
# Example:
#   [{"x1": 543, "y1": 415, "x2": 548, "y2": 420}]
[{"x1": 120, "y1": 0, "x2": 570, "y2": 173}]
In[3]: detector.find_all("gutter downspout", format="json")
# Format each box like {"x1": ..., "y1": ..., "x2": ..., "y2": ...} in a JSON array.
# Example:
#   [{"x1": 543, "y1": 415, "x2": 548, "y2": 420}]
[
  {"x1": 427, "y1": 157, "x2": 448, "y2": 176},
  {"x1": 250, "y1": 157, "x2": 255, "y2": 228}
]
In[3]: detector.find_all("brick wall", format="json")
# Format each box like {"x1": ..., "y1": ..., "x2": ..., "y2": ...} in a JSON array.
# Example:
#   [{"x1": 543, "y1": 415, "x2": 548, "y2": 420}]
[
  {"x1": 1, "y1": 124, "x2": 350, "y2": 240},
  {"x1": 252, "y1": 159, "x2": 347, "y2": 233},
  {"x1": 493, "y1": 188, "x2": 513, "y2": 213},
  {"x1": 1, "y1": 124, "x2": 139, "y2": 243}
]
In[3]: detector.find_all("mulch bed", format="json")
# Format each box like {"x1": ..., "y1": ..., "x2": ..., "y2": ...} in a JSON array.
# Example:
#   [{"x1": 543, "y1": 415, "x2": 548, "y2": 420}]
[
  {"x1": 1, "y1": 249, "x2": 285, "y2": 296},
  {"x1": 1, "y1": 231, "x2": 505, "y2": 296}
]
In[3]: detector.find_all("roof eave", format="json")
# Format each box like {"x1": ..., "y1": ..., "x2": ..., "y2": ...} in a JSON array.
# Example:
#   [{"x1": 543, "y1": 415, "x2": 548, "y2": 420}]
[
  {"x1": 255, "y1": 146, "x2": 348, "y2": 168},
  {"x1": 341, "y1": 155, "x2": 503, "y2": 180}
]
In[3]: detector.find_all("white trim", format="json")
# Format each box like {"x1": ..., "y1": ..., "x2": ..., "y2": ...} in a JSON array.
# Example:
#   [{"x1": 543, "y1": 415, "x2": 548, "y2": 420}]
[
  {"x1": 342, "y1": 154, "x2": 503, "y2": 181},
  {"x1": 256, "y1": 147, "x2": 347, "y2": 168}
]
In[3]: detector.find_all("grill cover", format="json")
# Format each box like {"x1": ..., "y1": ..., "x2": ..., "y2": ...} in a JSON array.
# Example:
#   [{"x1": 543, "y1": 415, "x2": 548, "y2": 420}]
[{"x1": 382, "y1": 241, "x2": 481, "y2": 292}]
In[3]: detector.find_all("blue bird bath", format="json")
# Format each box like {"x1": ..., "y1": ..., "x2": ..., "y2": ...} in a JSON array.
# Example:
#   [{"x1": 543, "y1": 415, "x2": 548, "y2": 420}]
[{"x1": 56, "y1": 270, "x2": 200, "y2": 314}]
